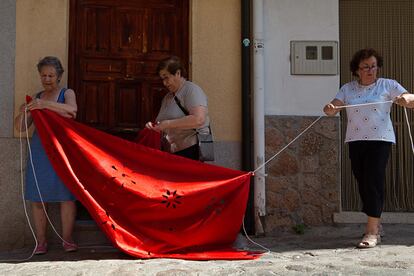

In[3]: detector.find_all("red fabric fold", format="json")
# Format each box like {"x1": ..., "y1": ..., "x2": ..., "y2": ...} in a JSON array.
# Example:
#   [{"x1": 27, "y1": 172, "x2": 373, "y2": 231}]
[
  {"x1": 29, "y1": 109, "x2": 260, "y2": 260},
  {"x1": 134, "y1": 128, "x2": 161, "y2": 149}
]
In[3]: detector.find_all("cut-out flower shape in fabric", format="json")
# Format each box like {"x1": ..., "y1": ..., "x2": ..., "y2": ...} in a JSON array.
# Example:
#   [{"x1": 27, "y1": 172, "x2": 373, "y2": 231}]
[
  {"x1": 110, "y1": 164, "x2": 138, "y2": 188},
  {"x1": 205, "y1": 197, "x2": 226, "y2": 215},
  {"x1": 161, "y1": 190, "x2": 183, "y2": 208}
]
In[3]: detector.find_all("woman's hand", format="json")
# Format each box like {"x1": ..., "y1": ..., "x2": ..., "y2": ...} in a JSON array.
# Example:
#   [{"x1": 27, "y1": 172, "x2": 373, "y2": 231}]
[
  {"x1": 145, "y1": 120, "x2": 172, "y2": 132},
  {"x1": 323, "y1": 99, "x2": 344, "y2": 116},
  {"x1": 323, "y1": 103, "x2": 338, "y2": 116},
  {"x1": 26, "y1": 98, "x2": 47, "y2": 111},
  {"x1": 394, "y1": 93, "x2": 414, "y2": 108}
]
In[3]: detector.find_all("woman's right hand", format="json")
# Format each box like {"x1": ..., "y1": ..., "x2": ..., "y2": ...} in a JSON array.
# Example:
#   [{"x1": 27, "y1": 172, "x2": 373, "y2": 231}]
[
  {"x1": 145, "y1": 121, "x2": 161, "y2": 132},
  {"x1": 323, "y1": 99, "x2": 344, "y2": 116},
  {"x1": 18, "y1": 103, "x2": 27, "y2": 113},
  {"x1": 323, "y1": 103, "x2": 338, "y2": 116}
]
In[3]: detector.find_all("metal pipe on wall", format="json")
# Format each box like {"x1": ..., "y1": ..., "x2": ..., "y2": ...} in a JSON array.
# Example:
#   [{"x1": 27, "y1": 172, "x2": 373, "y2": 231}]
[{"x1": 252, "y1": 0, "x2": 266, "y2": 235}]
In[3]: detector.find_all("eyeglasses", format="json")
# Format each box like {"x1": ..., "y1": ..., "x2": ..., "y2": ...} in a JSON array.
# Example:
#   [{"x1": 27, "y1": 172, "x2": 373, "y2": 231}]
[{"x1": 359, "y1": 65, "x2": 378, "y2": 72}]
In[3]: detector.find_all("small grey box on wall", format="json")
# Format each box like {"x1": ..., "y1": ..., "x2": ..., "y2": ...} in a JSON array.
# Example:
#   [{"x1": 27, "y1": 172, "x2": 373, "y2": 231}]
[{"x1": 290, "y1": 41, "x2": 338, "y2": 75}]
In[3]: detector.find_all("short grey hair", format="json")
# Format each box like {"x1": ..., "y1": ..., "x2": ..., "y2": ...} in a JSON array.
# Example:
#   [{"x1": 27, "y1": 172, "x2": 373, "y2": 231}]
[{"x1": 37, "y1": 56, "x2": 64, "y2": 78}]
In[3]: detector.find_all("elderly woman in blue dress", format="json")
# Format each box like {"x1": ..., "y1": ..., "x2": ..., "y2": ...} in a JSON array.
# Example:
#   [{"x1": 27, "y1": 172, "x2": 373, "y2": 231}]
[
  {"x1": 324, "y1": 48, "x2": 414, "y2": 248},
  {"x1": 14, "y1": 56, "x2": 78, "y2": 254}
]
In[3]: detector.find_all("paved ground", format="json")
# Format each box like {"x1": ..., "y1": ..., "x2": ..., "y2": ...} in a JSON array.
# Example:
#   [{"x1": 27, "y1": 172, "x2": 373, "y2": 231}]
[{"x1": 1, "y1": 224, "x2": 414, "y2": 275}]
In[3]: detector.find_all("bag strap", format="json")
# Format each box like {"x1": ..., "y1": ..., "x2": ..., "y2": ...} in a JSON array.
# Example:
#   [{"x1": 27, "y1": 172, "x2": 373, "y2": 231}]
[
  {"x1": 174, "y1": 96, "x2": 190, "y2": 116},
  {"x1": 174, "y1": 96, "x2": 212, "y2": 135}
]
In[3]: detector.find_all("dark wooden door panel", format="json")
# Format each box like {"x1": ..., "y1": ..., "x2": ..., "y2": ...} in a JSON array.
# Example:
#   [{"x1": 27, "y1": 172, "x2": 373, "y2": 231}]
[
  {"x1": 81, "y1": 6, "x2": 112, "y2": 56},
  {"x1": 115, "y1": 81, "x2": 143, "y2": 128},
  {"x1": 79, "y1": 81, "x2": 112, "y2": 128},
  {"x1": 113, "y1": 8, "x2": 147, "y2": 56},
  {"x1": 148, "y1": 10, "x2": 176, "y2": 54},
  {"x1": 69, "y1": 0, "x2": 189, "y2": 140}
]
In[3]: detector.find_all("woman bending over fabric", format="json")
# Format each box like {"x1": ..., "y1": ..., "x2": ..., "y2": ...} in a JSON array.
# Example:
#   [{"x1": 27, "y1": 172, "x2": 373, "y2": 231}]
[
  {"x1": 145, "y1": 56, "x2": 210, "y2": 161},
  {"x1": 323, "y1": 48, "x2": 414, "y2": 248},
  {"x1": 14, "y1": 56, "x2": 78, "y2": 254}
]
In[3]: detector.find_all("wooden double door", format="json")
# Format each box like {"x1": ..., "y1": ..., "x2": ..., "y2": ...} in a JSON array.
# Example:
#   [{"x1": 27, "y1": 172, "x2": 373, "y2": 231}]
[{"x1": 68, "y1": 0, "x2": 189, "y2": 139}]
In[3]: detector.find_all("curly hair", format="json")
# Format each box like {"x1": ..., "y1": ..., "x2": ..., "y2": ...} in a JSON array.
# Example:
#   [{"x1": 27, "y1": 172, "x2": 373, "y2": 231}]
[{"x1": 350, "y1": 48, "x2": 383, "y2": 77}]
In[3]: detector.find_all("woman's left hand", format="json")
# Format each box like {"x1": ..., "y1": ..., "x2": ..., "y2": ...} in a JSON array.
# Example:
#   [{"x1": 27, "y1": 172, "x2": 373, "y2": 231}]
[
  {"x1": 394, "y1": 93, "x2": 414, "y2": 108},
  {"x1": 146, "y1": 121, "x2": 169, "y2": 132},
  {"x1": 26, "y1": 98, "x2": 47, "y2": 110}
]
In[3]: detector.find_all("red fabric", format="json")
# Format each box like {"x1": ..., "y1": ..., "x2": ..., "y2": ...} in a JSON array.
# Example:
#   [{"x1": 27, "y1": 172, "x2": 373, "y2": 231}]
[
  {"x1": 134, "y1": 128, "x2": 161, "y2": 149},
  {"x1": 29, "y1": 109, "x2": 260, "y2": 260}
]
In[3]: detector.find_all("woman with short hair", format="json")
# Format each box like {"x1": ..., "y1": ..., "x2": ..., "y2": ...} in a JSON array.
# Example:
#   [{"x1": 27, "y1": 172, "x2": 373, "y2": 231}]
[{"x1": 15, "y1": 56, "x2": 78, "y2": 254}]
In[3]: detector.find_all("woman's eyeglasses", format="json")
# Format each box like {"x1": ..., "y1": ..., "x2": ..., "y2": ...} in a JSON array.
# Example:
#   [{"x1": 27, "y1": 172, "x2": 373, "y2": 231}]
[{"x1": 359, "y1": 65, "x2": 378, "y2": 72}]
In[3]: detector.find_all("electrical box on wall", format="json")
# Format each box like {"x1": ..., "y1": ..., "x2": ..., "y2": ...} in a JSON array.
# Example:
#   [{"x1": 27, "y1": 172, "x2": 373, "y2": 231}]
[{"x1": 290, "y1": 41, "x2": 338, "y2": 75}]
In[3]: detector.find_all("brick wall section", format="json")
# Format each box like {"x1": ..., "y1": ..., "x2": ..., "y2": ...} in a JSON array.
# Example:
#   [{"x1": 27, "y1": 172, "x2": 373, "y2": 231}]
[{"x1": 264, "y1": 115, "x2": 340, "y2": 234}]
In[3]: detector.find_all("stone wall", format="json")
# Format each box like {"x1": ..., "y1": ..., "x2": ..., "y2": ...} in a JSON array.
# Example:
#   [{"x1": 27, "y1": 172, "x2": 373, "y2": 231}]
[{"x1": 264, "y1": 115, "x2": 340, "y2": 234}]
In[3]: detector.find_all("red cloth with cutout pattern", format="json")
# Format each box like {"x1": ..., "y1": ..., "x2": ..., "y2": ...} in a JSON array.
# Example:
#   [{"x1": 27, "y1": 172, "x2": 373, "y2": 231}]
[{"x1": 29, "y1": 108, "x2": 260, "y2": 260}]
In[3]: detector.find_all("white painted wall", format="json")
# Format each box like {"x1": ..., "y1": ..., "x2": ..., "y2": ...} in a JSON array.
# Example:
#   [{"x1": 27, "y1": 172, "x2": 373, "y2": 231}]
[{"x1": 264, "y1": 0, "x2": 339, "y2": 116}]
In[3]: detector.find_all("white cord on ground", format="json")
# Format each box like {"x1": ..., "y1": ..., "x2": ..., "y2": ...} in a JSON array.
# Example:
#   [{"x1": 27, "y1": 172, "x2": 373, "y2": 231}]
[{"x1": 241, "y1": 216, "x2": 270, "y2": 254}]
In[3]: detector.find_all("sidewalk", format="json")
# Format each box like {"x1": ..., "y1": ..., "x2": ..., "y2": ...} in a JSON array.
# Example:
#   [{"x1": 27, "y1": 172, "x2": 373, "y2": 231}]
[{"x1": 1, "y1": 224, "x2": 414, "y2": 275}]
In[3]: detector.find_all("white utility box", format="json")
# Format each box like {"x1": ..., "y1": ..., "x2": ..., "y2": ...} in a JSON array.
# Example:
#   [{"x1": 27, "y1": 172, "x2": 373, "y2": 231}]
[{"x1": 290, "y1": 41, "x2": 338, "y2": 75}]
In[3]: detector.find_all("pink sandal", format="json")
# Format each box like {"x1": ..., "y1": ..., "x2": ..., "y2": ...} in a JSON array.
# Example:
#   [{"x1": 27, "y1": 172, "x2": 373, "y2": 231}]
[{"x1": 34, "y1": 242, "x2": 48, "y2": 255}]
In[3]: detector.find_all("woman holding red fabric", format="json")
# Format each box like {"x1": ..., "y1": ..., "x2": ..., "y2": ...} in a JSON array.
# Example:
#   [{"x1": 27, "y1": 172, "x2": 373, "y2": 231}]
[
  {"x1": 14, "y1": 56, "x2": 78, "y2": 254},
  {"x1": 145, "y1": 56, "x2": 210, "y2": 160}
]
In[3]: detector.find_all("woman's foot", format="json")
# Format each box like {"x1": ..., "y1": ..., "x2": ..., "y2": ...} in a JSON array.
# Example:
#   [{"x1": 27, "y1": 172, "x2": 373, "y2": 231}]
[
  {"x1": 34, "y1": 242, "x2": 48, "y2": 255},
  {"x1": 362, "y1": 224, "x2": 385, "y2": 238},
  {"x1": 357, "y1": 234, "x2": 380, "y2": 248},
  {"x1": 362, "y1": 223, "x2": 385, "y2": 237},
  {"x1": 62, "y1": 241, "x2": 78, "y2": 252}
]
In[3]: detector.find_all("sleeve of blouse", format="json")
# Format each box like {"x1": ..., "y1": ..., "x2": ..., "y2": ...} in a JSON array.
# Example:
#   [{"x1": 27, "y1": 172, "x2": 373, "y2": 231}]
[
  {"x1": 184, "y1": 84, "x2": 208, "y2": 110},
  {"x1": 334, "y1": 85, "x2": 346, "y2": 103},
  {"x1": 389, "y1": 79, "x2": 408, "y2": 99}
]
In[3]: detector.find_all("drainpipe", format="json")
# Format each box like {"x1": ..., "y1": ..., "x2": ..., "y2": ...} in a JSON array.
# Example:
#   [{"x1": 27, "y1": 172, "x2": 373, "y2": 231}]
[
  {"x1": 241, "y1": 0, "x2": 254, "y2": 234},
  {"x1": 252, "y1": 0, "x2": 266, "y2": 235}
]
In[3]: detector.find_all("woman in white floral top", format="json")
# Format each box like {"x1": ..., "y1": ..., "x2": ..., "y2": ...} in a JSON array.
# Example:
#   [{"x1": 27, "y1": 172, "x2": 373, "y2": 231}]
[{"x1": 324, "y1": 48, "x2": 414, "y2": 248}]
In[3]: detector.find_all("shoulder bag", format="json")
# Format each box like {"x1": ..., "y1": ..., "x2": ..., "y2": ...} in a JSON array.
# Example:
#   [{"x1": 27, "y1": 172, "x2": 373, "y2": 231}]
[{"x1": 174, "y1": 96, "x2": 214, "y2": 161}]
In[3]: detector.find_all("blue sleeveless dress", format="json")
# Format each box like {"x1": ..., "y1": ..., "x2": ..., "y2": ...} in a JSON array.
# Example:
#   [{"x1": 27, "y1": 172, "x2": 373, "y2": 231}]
[{"x1": 25, "y1": 88, "x2": 76, "y2": 202}]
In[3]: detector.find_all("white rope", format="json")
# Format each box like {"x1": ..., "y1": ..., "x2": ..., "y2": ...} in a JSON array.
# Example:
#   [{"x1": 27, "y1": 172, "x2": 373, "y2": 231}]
[
  {"x1": 241, "y1": 216, "x2": 270, "y2": 254},
  {"x1": 0, "y1": 109, "x2": 77, "y2": 262},
  {"x1": 253, "y1": 116, "x2": 323, "y2": 174},
  {"x1": 0, "y1": 110, "x2": 39, "y2": 262},
  {"x1": 24, "y1": 111, "x2": 71, "y2": 247},
  {"x1": 338, "y1": 100, "x2": 393, "y2": 109},
  {"x1": 404, "y1": 107, "x2": 414, "y2": 154}
]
